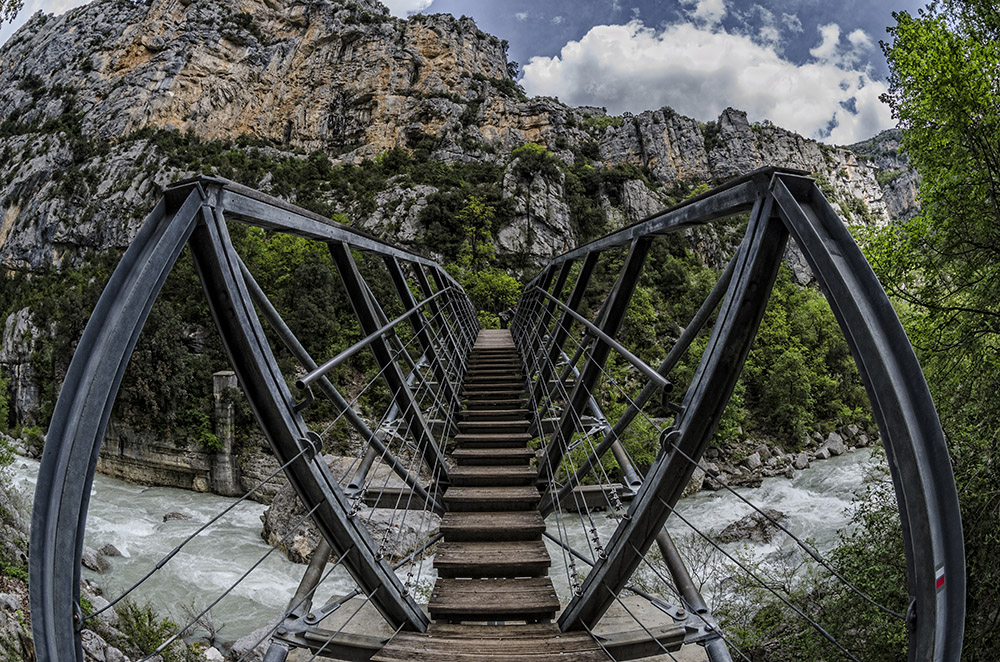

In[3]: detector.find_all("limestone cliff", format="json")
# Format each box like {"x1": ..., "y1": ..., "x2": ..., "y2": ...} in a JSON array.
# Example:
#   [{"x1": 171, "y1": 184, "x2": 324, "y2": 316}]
[{"x1": 0, "y1": 0, "x2": 912, "y2": 271}]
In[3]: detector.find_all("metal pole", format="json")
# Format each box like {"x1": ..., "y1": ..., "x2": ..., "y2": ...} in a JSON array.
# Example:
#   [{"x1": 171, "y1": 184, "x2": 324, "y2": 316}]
[
  {"x1": 238, "y1": 259, "x2": 443, "y2": 514},
  {"x1": 538, "y1": 237, "x2": 653, "y2": 485},
  {"x1": 539, "y1": 254, "x2": 737, "y2": 516},
  {"x1": 329, "y1": 241, "x2": 450, "y2": 486}
]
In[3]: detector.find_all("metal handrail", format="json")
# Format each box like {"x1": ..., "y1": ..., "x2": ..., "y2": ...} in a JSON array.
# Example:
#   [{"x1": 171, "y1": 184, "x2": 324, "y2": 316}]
[
  {"x1": 296, "y1": 287, "x2": 451, "y2": 391},
  {"x1": 530, "y1": 287, "x2": 670, "y2": 391}
]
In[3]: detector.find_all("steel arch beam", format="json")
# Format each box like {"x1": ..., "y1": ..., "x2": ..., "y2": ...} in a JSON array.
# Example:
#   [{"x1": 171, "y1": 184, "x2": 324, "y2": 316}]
[
  {"x1": 190, "y1": 208, "x2": 429, "y2": 632},
  {"x1": 30, "y1": 187, "x2": 204, "y2": 661},
  {"x1": 769, "y1": 173, "x2": 964, "y2": 661}
]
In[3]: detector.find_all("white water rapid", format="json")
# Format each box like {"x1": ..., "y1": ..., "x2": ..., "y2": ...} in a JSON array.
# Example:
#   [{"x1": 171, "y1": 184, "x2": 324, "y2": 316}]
[{"x1": 10, "y1": 446, "x2": 883, "y2": 646}]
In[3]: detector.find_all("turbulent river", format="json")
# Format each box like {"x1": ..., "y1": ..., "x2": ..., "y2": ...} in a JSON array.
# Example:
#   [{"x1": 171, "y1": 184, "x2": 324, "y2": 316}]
[{"x1": 10, "y1": 447, "x2": 882, "y2": 646}]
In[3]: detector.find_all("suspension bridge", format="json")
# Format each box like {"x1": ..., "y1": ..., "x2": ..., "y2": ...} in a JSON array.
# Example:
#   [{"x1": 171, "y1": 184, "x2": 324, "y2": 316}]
[{"x1": 29, "y1": 167, "x2": 965, "y2": 662}]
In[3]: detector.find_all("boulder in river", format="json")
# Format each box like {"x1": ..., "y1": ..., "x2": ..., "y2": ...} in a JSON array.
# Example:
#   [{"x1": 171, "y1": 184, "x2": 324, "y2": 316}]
[
  {"x1": 99, "y1": 543, "x2": 123, "y2": 558},
  {"x1": 261, "y1": 455, "x2": 440, "y2": 564},
  {"x1": 717, "y1": 508, "x2": 788, "y2": 544},
  {"x1": 81, "y1": 546, "x2": 110, "y2": 573},
  {"x1": 822, "y1": 432, "x2": 846, "y2": 456},
  {"x1": 163, "y1": 511, "x2": 192, "y2": 522}
]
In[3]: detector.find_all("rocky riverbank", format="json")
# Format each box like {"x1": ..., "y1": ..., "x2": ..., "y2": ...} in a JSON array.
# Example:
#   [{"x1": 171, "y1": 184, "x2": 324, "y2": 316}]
[
  {"x1": 0, "y1": 437, "x2": 32, "y2": 661},
  {"x1": 684, "y1": 425, "x2": 875, "y2": 497}
]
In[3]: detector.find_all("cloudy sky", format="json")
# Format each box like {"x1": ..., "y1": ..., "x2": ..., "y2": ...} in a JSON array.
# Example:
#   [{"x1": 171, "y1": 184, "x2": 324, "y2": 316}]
[{"x1": 1, "y1": 0, "x2": 926, "y2": 144}]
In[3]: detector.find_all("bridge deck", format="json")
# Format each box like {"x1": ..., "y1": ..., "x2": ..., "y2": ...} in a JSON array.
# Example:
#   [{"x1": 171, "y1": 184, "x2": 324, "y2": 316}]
[{"x1": 372, "y1": 329, "x2": 609, "y2": 661}]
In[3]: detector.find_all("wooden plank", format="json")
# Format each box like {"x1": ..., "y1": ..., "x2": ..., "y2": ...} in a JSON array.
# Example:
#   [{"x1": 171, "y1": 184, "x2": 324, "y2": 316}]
[
  {"x1": 444, "y1": 486, "x2": 540, "y2": 511},
  {"x1": 462, "y1": 390, "x2": 526, "y2": 400},
  {"x1": 452, "y1": 448, "x2": 535, "y2": 466},
  {"x1": 454, "y1": 432, "x2": 532, "y2": 448},
  {"x1": 458, "y1": 409, "x2": 530, "y2": 421},
  {"x1": 427, "y1": 623, "x2": 561, "y2": 638},
  {"x1": 463, "y1": 379, "x2": 524, "y2": 388},
  {"x1": 434, "y1": 540, "x2": 550, "y2": 578},
  {"x1": 463, "y1": 367, "x2": 523, "y2": 376},
  {"x1": 465, "y1": 364, "x2": 521, "y2": 372},
  {"x1": 429, "y1": 577, "x2": 559, "y2": 621},
  {"x1": 441, "y1": 511, "x2": 545, "y2": 541},
  {"x1": 463, "y1": 372, "x2": 524, "y2": 381},
  {"x1": 458, "y1": 420, "x2": 531, "y2": 434},
  {"x1": 449, "y1": 466, "x2": 536, "y2": 487},
  {"x1": 463, "y1": 399, "x2": 526, "y2": 410},
  {"x1": 372, "y1": 630, "x2": 609, "y2": 661}
]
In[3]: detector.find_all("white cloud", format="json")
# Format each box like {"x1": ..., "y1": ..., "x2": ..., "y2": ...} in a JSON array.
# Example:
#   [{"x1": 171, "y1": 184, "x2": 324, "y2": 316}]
[
  {"x1": 680, "y1": 0, "x2": 727, "y2": 26},
  {"x1": 782, "y1": 13, "x2": 803, "y2": 34},
  {"x1": 381, "y1": 0, "x2": 433, "y2": 17},
  {"x1": 809, "y1": 23, "x2": 842, "y2": 61},
  {"x1": 515, "y1": 12, "x2": 529, "y2": 21},
  {"x1": 809, "y1": 23, "x2": 874, "y2": 67},
  {"x1": 750, "y1": 4, "x2": 779, "y2": 46},
  {"x1": 520, "y1": 20, "x2": 893, "y2": 144},
  {"x1": 847, "y1": 28, "x2": 873, "y2": 50},
  {"x1": 552, "y1": 16, "x2": 565, "y2": 25}
]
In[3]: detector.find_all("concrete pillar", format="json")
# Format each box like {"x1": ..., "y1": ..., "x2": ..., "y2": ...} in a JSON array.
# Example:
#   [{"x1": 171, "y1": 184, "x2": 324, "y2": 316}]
[{"x1": 210, "y1": 370, "x2": 240, "y2": 495}]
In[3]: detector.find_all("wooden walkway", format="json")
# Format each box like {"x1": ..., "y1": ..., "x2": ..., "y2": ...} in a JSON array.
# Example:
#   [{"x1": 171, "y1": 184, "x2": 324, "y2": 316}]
[{"x1": 373, "y1": 329, "x2": 609, "y2": 661}]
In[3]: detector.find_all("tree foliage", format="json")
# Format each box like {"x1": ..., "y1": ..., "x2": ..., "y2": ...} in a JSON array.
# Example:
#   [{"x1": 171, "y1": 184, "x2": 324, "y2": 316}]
[
  {"x1": 857, "y1": 2, "x2": 1000, "y2": 657},
  {"x1": 1, "y1": 0, "x2": 21, "y2": 25}
]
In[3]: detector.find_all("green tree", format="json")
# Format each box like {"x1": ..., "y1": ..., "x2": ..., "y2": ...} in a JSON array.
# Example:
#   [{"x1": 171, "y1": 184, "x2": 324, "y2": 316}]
[
  {"x1": 863, "y1": 2, "x2": 1000, "y2": 656},
  {"x1": 1, "y1": 0, "x2": 21, "y2": 25},
  {"x1": 455, "y1": 196, "x2": 496, "y2": 271}
]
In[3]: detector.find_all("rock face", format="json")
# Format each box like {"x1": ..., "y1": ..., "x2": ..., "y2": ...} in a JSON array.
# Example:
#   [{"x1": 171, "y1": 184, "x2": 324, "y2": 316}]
[
  {"x1": 851, "y1": 129, "x2": 921, "y2": 222},
  {"x1": 717, "y1": 508, "x2": 788, "y2": 544},
  {"x1": 0, "y1": 464, "x2": 33, "y2": 661},
  {"x1": 0, "y1": 308, "x2": 39, "y2": 424},
  {"x1": 0, "y1": 0, "x2": 913, "y2": 275},
  {"x1": 97, "y1": 422, "x2": 227, "y2": 493}
]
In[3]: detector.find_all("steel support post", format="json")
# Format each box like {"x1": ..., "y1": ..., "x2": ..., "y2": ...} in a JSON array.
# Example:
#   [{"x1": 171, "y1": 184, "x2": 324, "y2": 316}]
[
  {"x1": 359, "y1": 277, "x2": 444, "y2": 425},
  {"x1": 514, "y1": 265, "x2": 556, "y2": 348},
  {"x1": 539, "y1": 255, "x2": 738, "y2": 517},
  {"x1": 385, "y1": 256, "x2": 460, "y2": 419},
  {"x1": 518, "y1": 264, "x2": 570, "y2": 386},
  {"x1": 329, "y1": 241, "x2": 450, "y2": 486},
  {"x1": 432, "y1": 268, "x2": 474, "y2": 352},
  {"x1": 559, "y1": 196, "x2": 781, "y2": 632},
  {"x1": 238, "y1": 260, "x2": 442, "y2": 514},
  {"x1": 528, "y1": 252, "x2": 600, "y2": 429},
  {"x1": 538, "y1": 237, "x2": 653, "y2": 484},
  {"x1": 655, "y1": 529, "x2": 733, "y2": 662},
  {"x1": 412, "y1": 264, "x2": 465, "y2": 386}
]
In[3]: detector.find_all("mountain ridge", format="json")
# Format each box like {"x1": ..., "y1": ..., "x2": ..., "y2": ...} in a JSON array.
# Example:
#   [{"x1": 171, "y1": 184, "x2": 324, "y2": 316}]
[{"x1": 0, "y1": 0, "x2": 910, "y2": 272}]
